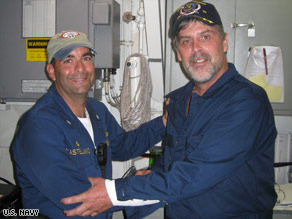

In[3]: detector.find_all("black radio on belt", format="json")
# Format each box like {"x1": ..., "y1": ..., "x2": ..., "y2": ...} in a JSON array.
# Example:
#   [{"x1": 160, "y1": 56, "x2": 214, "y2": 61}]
[{"x1": 95, "y1": 142, "x2": 108, "y2": 177}]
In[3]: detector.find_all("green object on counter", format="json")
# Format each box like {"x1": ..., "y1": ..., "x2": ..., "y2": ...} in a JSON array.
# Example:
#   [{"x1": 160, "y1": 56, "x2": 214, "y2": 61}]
[{"x1": 149, "y1": 146, "x2": 162, "y2": 168}]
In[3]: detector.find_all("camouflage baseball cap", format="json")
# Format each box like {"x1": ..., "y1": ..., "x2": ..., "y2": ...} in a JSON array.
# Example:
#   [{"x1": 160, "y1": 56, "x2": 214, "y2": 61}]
[{"x1": 47, "y1": 30, "x2": 96, "y2": 63}]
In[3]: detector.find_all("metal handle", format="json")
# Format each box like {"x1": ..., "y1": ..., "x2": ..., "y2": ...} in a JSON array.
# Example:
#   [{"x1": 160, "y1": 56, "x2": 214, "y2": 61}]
[{"x1": 231, "y1": 21, "x2": 255, "y2": 29}]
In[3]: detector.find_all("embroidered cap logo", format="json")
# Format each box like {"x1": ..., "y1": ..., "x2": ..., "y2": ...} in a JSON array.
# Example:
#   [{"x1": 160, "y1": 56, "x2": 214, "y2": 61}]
[
  {"x1": 180, "y1": 2, "x2": 201, "y2": 16},
  {"x1": 61, "y1": 31, "x2": 80, "y2": 39}
]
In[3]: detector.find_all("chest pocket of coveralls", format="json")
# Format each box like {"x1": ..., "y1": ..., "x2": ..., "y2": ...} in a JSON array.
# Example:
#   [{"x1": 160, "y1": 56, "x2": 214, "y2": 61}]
[
  {"x1": 184, "y1": 134, "x2": 203, "y2": 159},
  {"x1": 164, "y1": 134, "x2": 202, "y2": 171}
]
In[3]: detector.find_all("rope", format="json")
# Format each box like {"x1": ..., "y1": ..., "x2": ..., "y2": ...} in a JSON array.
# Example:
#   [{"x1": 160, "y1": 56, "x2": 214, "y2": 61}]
[{"x1": 120, "y1": 53, "x2": 152, "y2": 131}]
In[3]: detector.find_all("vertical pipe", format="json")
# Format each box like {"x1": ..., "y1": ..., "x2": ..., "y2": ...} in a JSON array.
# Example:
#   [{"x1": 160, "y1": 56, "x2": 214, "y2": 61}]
[{"x1": 137, "y1": 0, "x2": 145, "y2": 54}]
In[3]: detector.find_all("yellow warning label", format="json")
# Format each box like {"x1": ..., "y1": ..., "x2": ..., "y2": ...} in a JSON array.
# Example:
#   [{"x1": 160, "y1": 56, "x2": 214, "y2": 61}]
[{"x1": 26, "y1": 38, "x2": 50, "y2": 62}]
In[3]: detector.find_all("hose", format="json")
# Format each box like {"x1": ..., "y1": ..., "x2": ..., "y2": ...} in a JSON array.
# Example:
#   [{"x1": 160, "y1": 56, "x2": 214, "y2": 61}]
[{"x1": 120, "y1": 53, "x2": 152, "y2": 131}]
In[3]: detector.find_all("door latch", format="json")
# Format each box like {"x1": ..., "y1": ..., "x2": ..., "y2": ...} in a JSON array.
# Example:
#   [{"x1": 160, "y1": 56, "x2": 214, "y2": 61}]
[{"x1": 231, "y1": 21, "x2": 255, "y2": 37}]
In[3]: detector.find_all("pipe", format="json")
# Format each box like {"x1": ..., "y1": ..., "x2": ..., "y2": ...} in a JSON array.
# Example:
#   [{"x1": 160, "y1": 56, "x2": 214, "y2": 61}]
[
  {"x1": 136, "y1": 0, "x2": 145, "y2": 54},
  {"x1": 103, "y1": 68, "x2": 119, "y2": 108}
]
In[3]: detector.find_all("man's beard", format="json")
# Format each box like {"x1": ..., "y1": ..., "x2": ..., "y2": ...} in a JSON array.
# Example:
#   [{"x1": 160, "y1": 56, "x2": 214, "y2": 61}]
[{"x1": 184, "y1": 53, "x2": 217, "y2": 83}]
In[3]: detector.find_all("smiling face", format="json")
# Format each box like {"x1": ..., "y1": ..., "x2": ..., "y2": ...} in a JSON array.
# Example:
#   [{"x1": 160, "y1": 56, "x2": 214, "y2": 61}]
[
  {"x1": 47, "y1": 47, "x2": 95, "y2": 103},
  {"x1": 176, "y1": 20, "x2": 228, "y2": 87}
]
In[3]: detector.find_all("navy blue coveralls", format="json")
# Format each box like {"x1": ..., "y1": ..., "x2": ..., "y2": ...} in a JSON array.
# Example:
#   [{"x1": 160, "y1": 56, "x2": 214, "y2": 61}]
[
  {"x1": 12, "y1": 84, "x2": 166, "y2": 218},
  {"x1": 116, "y1": 63, "x2": 277, "y2": 219}
]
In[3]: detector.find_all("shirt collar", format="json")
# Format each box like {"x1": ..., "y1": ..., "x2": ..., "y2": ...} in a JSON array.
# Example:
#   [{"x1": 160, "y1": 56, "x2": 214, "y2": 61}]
[{"x1": 166, "y1": 63, "x2": 238, "y2": 100}]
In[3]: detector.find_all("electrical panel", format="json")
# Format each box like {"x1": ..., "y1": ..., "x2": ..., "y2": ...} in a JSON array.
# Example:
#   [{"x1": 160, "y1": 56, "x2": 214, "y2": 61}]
[
  {"x1": 92, "y1": 0, "x2": 120, "y2": 69},
  {"x1": 0, "y1": 0, "x2": 120, "y2": 102}
]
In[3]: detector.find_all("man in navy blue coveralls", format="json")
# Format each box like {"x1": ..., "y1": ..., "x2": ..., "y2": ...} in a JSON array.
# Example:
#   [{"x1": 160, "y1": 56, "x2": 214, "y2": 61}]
[
  {"x1": 12, "y1": 30, "x2": 167, "y2": 218},
  {"x1": 62, "y1": 2, "x2": 278, "y2": 218}
]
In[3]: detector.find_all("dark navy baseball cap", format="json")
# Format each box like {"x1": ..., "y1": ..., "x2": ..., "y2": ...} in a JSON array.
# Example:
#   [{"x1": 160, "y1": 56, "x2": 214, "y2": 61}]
[{"x1": 171, "y1": 1, "x2": 223, "y2": 38}]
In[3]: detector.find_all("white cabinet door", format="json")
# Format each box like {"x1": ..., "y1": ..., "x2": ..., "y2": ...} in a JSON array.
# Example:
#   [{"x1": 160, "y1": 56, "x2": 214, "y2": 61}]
[{"x1": 233, "y1": 0, "x2": 292, "y2": 115}]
